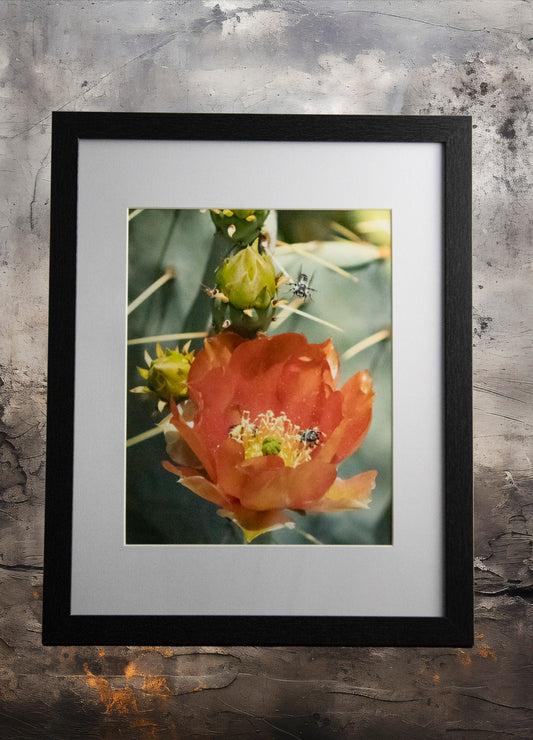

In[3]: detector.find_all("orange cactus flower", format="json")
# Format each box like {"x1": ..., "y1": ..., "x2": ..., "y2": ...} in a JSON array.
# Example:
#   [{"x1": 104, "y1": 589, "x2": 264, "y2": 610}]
[{"x1": 163, "y1": 331, "x2": 377, "y2": 542}]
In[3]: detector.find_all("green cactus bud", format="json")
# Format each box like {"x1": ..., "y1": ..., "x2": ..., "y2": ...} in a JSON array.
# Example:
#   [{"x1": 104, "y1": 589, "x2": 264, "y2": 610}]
[
  {"x1": 131, "y1": 344, "x2": 194, "y2": 408},
  {"x1": 208, "y1": 239, "x2": 278, "y2": 337},
  {"x1": 215, "y1": 239, "x2": 276, "y2": 310},
  {"x1": 147, "y1": 351, "x2": 192, "y2": 399},
  {"x1": 209, "y1": 208, "x2": 269, "y2": 247}
]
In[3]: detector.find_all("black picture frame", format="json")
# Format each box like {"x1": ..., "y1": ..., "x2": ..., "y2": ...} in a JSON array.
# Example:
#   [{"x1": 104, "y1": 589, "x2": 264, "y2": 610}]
[{"x1": 43, "y1": 112, "x2": 472, "y2": 646}]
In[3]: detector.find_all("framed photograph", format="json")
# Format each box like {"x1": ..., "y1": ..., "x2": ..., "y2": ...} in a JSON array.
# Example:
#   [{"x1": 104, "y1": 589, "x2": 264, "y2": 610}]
[{"x1": 43, "y1": 113, "x2": 472, "y2": 646}]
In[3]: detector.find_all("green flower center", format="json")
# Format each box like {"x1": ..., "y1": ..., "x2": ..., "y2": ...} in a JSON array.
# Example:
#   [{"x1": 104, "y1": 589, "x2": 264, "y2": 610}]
[{"x1": 261, "y1": 437, "x2": 282, "y2": 456}]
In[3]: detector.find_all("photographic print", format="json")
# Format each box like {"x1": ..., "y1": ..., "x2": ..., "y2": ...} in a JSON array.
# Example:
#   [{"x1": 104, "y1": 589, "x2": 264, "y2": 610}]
[
  {"x1": 43, "y1": 113, "x2": 472, "y2": 646},
  {"x1": 126, "y1": 208, "x2": 392, "y2": 546}
]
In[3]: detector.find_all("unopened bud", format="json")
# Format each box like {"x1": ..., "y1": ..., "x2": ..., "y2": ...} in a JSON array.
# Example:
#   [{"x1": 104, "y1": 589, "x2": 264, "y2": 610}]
[
  {"x1": 132, "y1": 344, "x2": 195, "y2": 405},
  {"x1": 215, "y1": 239, "x2": 276, "y2": 310}
]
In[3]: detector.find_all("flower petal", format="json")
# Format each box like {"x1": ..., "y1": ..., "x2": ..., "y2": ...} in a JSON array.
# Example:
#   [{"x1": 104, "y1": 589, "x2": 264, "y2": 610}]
[
  {"x1": 235, "y1": 456, "x2": 337, "y2": 512},
  {"x1": 190, "y1": 331, "x2": 245, "y2": 380},
  {"x1": 228, "y1": 333, "x2": 338, "y2": 428},
  {"x1": 162, "y1": 459, "x2": 201, "y2": 479},
  {"x1": 177, "y1": 473, "x2": 231, "y2": 509},
  {"x1": 308, "y1": 470, "x2": 377, "y2": 512},
  {"x1": 315, "y1": 388, "x2": 344, "y2": 438},
  {"x1": 318, "y1": 370, "x2": 374, "y2": 464},
  {"x1": 168, "y1": 399, "x2": 217, "y2": 481},
  {"x1": 217, "y1": 506, "x2": 295, "y2": 542},
  {"x1": 163, "y1": 424, "x2": 202, "y2": 469}
]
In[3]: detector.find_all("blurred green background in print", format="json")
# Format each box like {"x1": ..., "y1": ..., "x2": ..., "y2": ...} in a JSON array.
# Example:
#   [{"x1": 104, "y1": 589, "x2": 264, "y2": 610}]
[{"x1": 126, "y1": 209, "x2": 392, "y2": 545}]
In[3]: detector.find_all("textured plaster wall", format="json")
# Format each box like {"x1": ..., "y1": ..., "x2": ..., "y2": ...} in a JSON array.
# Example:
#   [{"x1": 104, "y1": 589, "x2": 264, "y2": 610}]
[{"x1": 1, "y1": 1, "x2": 532, "y2": 737}]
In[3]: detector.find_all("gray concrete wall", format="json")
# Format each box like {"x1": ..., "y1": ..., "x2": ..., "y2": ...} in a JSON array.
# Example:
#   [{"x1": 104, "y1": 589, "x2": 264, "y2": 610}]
[{"x1": 1, "y1": 2, "x2": 531, "y2": 736}]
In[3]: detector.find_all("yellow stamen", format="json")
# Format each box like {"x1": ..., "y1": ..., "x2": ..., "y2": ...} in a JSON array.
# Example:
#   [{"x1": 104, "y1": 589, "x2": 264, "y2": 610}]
[{"x1": 230, "y1": 410, "x2": 312, "y2": 467}]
